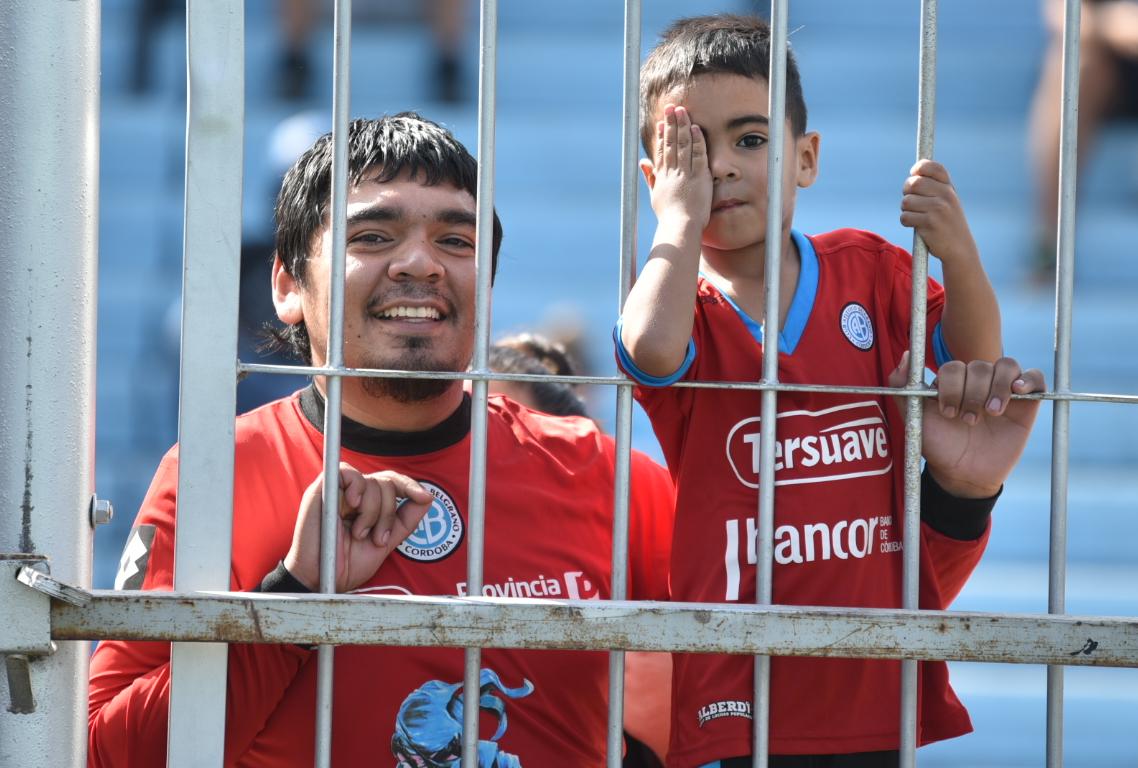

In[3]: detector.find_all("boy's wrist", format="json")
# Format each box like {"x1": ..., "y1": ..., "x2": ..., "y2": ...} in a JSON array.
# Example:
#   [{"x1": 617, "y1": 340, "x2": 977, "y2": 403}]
[{"x1": 654, "y1": 217, "x2": 704, "y2": 248}]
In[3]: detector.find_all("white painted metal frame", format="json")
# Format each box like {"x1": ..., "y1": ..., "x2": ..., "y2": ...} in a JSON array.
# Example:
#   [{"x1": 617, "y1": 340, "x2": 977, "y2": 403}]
[
  {"x1": 168, "y1": 2, "x2": 244, "y2": 767},
  {"x1": 0, "y1": 1, "x2": 99, "y2": 766},
  {"x1": 0, "y1": 1, "x2": 1119, "y2": 767}
]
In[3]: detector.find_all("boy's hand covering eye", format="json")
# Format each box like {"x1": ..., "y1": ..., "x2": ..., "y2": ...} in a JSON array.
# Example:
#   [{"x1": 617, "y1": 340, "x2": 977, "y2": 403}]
[
  {"x1": 888, "y1": 352, "x2": 1045, "y2": 499},
  {"x1": 645, "y1": 104, "x2": 713, "y2": 231}
]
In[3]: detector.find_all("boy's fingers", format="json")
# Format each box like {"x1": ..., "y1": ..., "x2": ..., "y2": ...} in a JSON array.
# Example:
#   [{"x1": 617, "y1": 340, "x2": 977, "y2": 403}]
[
  {"x1": 900, "y1": 193, "x2": 933, "y2": 213},
  {"x1": 675, "y1": 107, "x2": 691, "y2": 169},
  {"x1": 690, "y1": 124, "x2": 707, "y2": 170},
  {"x1": 663, "y1": 105, "x2": 677, "y2": 168},
  {"x1": 910, "y1": 159, "x2": 950, "y2": 183},
  {"x1": 986, "y1": 357, "x2": 1024, "y2": 415},
  {"x1": 887, "y1": 351, "x2": 911, "y2": 390},
  {"x1": 655, "y1": 121, "x2": 664, "y2": 166},
  {"x1": 934, "y1": 360, "x2": 966, "y2": 419},
  {"x1": 959, "y1": 360, "x2": 995, "y2": 425},
  {"x1": 1013, "y1": 368, "x2": 1047, "y2": 396}
]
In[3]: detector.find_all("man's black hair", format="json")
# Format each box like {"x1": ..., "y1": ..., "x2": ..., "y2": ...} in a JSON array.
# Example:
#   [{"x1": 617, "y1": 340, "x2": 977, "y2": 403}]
[
  {"x1": 639, "y1": 14, "x2": 809, "y2": 155},
  {"x1": 269, "y1": 112, "x2": 503, "y2": 363}
]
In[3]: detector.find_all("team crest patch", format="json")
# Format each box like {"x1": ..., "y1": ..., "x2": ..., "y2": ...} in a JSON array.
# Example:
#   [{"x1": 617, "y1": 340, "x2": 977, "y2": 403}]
[
  {"x1": 840, "y1": 302, "x2": 874, "y2": 350},
  {"x1": 396, "y1": 482, "x2": 464, "y2": 562}
]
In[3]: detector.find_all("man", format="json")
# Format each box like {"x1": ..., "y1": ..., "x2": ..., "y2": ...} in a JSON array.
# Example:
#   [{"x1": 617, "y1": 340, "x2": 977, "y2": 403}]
[{"x1": 87, "y1": 113, "x2": 1044, "y2": 767}]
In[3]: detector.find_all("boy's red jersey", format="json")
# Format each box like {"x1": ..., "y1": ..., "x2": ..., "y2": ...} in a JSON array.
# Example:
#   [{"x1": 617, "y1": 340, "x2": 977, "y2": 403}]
[
  {"x1": 88, "y1": 390, "x2": 673, "y2": 768},
  {"x1": 618, "y1": 229, "x2": 988, "y2": 766}
]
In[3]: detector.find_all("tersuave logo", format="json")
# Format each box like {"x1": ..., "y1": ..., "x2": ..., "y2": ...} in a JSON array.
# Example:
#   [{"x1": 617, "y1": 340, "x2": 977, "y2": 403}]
[{"x1": 725, "y1": 400, "x2": 892, "y2": 489}]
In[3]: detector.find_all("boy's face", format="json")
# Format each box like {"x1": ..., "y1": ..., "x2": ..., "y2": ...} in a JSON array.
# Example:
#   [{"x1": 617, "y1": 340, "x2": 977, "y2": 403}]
[{"x1": 646, "y1": 73, "x2": 819, "y2": 257}]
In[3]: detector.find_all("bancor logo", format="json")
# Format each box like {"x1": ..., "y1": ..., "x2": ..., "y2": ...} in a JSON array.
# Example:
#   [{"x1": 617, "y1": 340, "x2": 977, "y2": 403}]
[{"x1": 725, "y1": 400, "x2": 892, "y2": 488}]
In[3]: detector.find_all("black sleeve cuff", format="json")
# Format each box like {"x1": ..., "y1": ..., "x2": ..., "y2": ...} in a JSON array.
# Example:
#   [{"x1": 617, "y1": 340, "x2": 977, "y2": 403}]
[
  {"x1": 252, "y1": 561, "x2": 313, "y2": 594},
  {"x1": 920, "y1": 468, "x2": 1000, "y2": 541},
  {"x1": 251, "y1": 562, "x2": 316, "y2": 650}
]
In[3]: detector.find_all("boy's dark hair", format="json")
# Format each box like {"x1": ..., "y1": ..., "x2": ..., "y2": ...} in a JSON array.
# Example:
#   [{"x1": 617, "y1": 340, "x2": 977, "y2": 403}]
[
  {"x1": 489, "y1": 335, "x2": 589, "y2": 419},
  {"x1": 269, "y1": 112, "x2": 504, "y2": 363},
  {"x1": 639, "y1": 14, "x2": 808, "y2": 154}
]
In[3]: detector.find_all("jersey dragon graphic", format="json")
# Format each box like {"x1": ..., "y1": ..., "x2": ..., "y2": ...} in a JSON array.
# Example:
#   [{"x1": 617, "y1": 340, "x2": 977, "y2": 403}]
[{"x1": 391, "y1": 668, "x2": 535, "y2": 767}]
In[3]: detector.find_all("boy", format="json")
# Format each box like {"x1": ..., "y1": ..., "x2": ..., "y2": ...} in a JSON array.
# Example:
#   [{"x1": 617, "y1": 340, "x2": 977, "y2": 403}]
[{"x1": 616, "y1": 14, "x2": 1017, "y2": 767}]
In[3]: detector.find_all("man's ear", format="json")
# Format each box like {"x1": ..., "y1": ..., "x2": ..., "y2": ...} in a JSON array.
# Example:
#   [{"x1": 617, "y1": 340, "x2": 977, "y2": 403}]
[
  {"x1": 272, "y1": 253, "x2": 304, "y2": 325},
  {"x1": 795, "y1": 131, "x2": 821, "y2": 189},
  {"x1": 639, "y1": 157, "x2": 657, "y2": 189}
]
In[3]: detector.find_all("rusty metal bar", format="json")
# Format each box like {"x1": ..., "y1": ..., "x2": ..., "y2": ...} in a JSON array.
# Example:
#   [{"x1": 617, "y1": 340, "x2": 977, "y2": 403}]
[{"x1": 48, "y1": 592, "x2": 1138, "y2": 668}]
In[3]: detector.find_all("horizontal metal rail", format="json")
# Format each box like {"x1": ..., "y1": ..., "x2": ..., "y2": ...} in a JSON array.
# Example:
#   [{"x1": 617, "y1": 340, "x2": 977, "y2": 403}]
[
  {"x1": 237, "y1": 362, "x2": 1138, "y2": 405},
  {"x1": 50, "y1": 591, "x2": 1138, "y2": 667}
]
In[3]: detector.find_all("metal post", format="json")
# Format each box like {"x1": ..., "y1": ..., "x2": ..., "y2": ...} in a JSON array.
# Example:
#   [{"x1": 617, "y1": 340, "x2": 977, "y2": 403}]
[
  {"x1": 462, "y1": 1, "x2": 498, "y2": 765},
  {"x1": 1047, "y1": 0, "x2": 1080, "y2": 765},
  {"x1": 606, "y1": 2, "x2": 642, "y2": 764},
  {"x1": 753, "y1": 1, "x2": 789, "y2": 764},
  {"x1": 168, "y1": 2, "x2": 244, "y2": 766},
  {"x1": 899, "y1": 3, "x2": 937, "y2": 766},
  {"x1": 314, "y1": 1, "x2": 353, "y2": 766},
  {"x1": 0, "y1": 1, "x2": 98, "y2": 765}
]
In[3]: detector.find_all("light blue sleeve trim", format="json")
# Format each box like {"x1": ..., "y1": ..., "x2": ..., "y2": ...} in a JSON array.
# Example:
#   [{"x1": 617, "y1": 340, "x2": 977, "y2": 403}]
[
  {"x1": 613, "y1": 319, "x2": 696, "y2": 387},
  {"x1": 932, "y1": 322, "x2": 953, "y2": 367}
]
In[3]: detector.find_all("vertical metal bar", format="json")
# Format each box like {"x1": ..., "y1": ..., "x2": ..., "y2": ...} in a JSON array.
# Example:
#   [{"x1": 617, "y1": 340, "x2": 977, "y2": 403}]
[
  {"x1": 462, "y1": 2, "x2": 497, "y2": 765},
  {"x1": 752, "y1": 1, "x2": 789, "y2": 764},
  {"x1": 314, "y1": 1, "x2": 353, "y2": 766},
  {"x1": 167, "y1": 2, "x2": 244, "y2": 767},
  {"x1": 606, "y1": 3, "x2": 641, "y2": 764},
  {"x1": 899, "y1": 3, "x2": 937, "y2": 766},
  {"x1": 618, "y1": 0, "x2": 642, "y2": 302},
  {"x1": 1047, "y1": 1, "x2": 1080, "y2": 765},
  {"x1": 0, "y1": 1, "x2": 98, "y2": 764}
]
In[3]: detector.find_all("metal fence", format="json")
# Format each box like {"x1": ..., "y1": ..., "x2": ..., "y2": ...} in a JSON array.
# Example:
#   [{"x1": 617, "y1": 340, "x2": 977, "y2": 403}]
[{"x1": 2, "y1": 1, "x2": 1137, "y2": 767}]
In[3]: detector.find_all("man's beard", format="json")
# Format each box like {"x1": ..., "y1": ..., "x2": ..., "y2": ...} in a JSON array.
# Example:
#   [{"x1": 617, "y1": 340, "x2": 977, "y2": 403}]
[{"x1": 359, "y1": 336, "x2": 463, "y2": 403}]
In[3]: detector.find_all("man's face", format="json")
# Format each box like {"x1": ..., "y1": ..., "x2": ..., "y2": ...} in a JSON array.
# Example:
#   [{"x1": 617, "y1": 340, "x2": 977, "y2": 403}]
[
  {"x1": 647, "y1": 73, "x2": 818, "y2": 257},
  {"x1": 274, "y1": 169, "x2": 479, "y2": 402}
]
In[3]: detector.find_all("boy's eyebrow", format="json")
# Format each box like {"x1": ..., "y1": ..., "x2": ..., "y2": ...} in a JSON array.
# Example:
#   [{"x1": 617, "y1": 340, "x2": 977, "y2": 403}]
[{"x1": 725, "y1": 114, "x2": 770, "y2": 130}]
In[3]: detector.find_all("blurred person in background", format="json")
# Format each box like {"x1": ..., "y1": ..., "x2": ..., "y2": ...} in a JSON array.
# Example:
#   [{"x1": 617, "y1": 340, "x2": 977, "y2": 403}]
[{"x1": 1029, "y1": 0, "x2": 1138, "y2": 279}]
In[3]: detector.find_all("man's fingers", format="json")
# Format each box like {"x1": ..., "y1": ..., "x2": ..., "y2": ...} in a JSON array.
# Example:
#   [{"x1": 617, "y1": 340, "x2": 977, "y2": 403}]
[
  {"x1": 934, "y1": 360, "x2": 966, "y2": 419},
  {"x1": 887, "y1": 351, "x2": 911, "y2": 390},
  {"x1": 368, "y1": 472, "x2": 430, "y2": 548},
  {"x1": 369, "y1": 479, "x2": 400, "y2": 548},
  {"x1": 338, "y1": 463, "x2": 365, "y2": 507},
  {"x1": 655, "y1": 121, "x2": 664, "y2": 167}
]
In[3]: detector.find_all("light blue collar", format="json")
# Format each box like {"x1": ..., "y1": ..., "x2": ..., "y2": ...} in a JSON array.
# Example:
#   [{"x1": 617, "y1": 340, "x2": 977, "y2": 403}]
[{"x1": 700, "y1": 229, "x2": 818, "y2": 355}]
